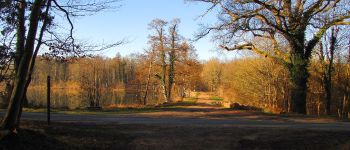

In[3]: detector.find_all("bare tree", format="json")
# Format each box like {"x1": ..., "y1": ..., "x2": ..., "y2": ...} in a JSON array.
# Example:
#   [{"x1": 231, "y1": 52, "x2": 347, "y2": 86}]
[
  {"x1": 192, "y1": 0, "x2": 350, "y2": 114},
  {"x1": 148, "y1": 18, "x2": 185, "y2": 103},
  {"x1": 0, "y1": 0, "x2": 121, "y2": 132},
  {"x1": 167, "y1": 19, "x2": 181, "y2": 102},
  {"x1": 318, "y1": 27, "x2": 338, "y2": 115},
  {"x1": 149, "y1": 19, "x2": 169, "y2": 102}
]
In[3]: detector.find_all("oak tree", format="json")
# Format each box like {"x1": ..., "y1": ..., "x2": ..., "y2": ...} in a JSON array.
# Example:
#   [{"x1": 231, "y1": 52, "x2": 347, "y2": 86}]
[{"x1": 193, "y1": 0, "x2": 350, "y2": 114}]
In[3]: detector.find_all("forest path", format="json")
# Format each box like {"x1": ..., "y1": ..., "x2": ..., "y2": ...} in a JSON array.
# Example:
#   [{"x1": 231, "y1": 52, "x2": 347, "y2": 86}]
[
  {"x1": 194, "y1": 92, "x2": 221, "y2": 106},
  {"x1": 167, "y1": 92, "x2": 223, "y2": 110}
]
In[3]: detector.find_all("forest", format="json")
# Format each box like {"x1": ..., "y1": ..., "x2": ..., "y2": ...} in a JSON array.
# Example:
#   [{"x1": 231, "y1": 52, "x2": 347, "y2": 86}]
[
  {"x1": 1, "y1": 0, "x2": 350, "y2": 149},
  {"x1": 5, "y1": 38, "x2": 348, "y2": 117}
]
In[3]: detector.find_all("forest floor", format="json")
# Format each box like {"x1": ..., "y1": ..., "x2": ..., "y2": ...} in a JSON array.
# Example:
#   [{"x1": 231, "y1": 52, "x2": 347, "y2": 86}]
[{"x1": 1, "y1": 92, "x2": 350, "y2": 150}]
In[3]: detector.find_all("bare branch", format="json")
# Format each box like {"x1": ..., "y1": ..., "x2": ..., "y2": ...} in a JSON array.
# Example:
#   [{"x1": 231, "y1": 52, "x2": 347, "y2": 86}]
[
  {"x1": 305, "y1": 14, "x2": 350, "y2": 58},
  {"x1": 220, "y1": 42, "x2": 287, "y2": 64},
  {"x1": 52, "y1": 0, "x2": 75, "y2": 50}
]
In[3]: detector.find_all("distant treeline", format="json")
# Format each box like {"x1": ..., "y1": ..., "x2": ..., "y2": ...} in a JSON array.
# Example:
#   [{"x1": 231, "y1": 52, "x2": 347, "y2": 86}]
[
  {"x1": 21, "y1": 49, "x2": 203, "y2": 109},
  {"x1": 1, "y1": 51, "x2": 349, "y2": 116}
]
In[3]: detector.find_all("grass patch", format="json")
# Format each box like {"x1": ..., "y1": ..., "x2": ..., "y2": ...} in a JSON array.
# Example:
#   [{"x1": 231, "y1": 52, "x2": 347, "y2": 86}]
[
  {"x1": 182, "y1": 92, "x2": 200, "y2": 102},
  {"x1": 22, "y1": 108, "x2": 65, "y2": 113},
  {"x1": 58, "y1": 108, "x2": 163, "y2": 115},
  {"x1": 162, "y1": 101, "x2": 197, "y2": 108},
  {"x1": 21, "y1": 107, "x2": 163, "y2": 115},
  {"x1": 183, "y1": 97, "x2": 198, "y2": 102},
  {"x1": 210, "y1": 96, "x2": 224, "y2": 101},
  {"x1": 19, "y1": 95, "x2": 202, "y2": 115}
]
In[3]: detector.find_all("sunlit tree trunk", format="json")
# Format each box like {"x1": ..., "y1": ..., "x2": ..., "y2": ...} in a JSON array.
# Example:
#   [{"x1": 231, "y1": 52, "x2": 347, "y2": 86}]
[
  {"x1": 143, "y1": 58, "x2": 153, "y2": 105},
  {"x1": 149, "y1": 19, "x2": 168, "y2": 103},
  {"x1": 167, "y1": 22, "x2": 178, "y2": 103},
  {"x1": 160, "y1": 34, "x2": 168, "y2": 102}
]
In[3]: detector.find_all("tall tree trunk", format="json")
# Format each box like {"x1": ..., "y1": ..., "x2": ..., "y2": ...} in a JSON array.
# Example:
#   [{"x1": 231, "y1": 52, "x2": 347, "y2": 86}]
[
  {"x1": 324, "y1": 28, "x2": 337, "y2": 115},
  {"x1": 143, "y1": 59, "x2": 153, "y2": 105},
  {"x1": 14, "y1": 0, "x2": 26, "y2": 72},
  {"x1": 167, "y1": 29, "x2": 176, "y2": 103},
  {"x1": 149, "y1": 19, "x2": 168, "y2": 103},
  {"x1": 324, "y1": 76, "x2": 332, "y2": 115},
  {"x1": 159, "y1": 31, "x2": 167, "y2": 103},
  {"x1": 9, "y1": 0, "x2": 26, "y2": 129},
  {"x1": 1, "y1": 0, "x2": 43, "y2": 130},
  {"x1": 167, "y1": 58, "x2": 174, "y2": 102},
  {"x1": 342, "y1": 92, "x2": 349, "y2": 119},
  {"x1": 16, "y1": 0, "x2": 52, "y2": 127},
  {"x1": 289, "y1": 52, "x2": 308, "y2": 114}
]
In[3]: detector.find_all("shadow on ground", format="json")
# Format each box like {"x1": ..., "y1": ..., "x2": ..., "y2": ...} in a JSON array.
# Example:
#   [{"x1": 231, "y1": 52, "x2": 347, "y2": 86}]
[
  {"x1": 2, "y1": 93, "x2": 350, "y2": 150},
  {"x1": 1, "y1": 121, "x2": 350, "y2": 150}
]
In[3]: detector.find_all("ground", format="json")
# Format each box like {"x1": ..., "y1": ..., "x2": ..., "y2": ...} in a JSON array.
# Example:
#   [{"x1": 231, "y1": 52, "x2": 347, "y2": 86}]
[{"x1": 1, "y1": 92, "x2": 350, "y2": 150}]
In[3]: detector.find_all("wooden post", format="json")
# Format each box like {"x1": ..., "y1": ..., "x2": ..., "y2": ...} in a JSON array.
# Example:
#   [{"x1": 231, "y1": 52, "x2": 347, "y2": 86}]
[{"x1": 47, "y1": 76, "x2": 51, "y2": 125}]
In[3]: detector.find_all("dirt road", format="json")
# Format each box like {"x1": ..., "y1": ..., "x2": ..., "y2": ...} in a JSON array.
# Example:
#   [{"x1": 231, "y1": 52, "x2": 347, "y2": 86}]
[
  {"x1": 4, "y1": 92, "x2": 350, "y2": 130},
  {"x1": 2, "y1": 92, "x2": 350, "y2": 150}
]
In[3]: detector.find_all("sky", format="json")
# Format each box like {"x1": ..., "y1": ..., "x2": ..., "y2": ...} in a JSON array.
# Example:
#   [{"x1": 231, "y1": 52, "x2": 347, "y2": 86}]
[{"x1": 70, "y1": 0, "x2": 237, "y2": 61}]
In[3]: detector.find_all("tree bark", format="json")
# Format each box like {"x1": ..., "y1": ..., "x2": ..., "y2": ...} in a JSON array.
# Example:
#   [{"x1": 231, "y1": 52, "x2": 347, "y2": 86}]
[
  {"x1": 160, "y1": 34, "x2": 167, "y2": 103},
  {"x1": 16, "y1": 0, "x2": 52, "y2": 127},
  {"x1": 1, "y1": 0, "x2": 43, "y2": 130},
  {"x1": 288, "y1": 51, "x2": 309, "y2": 114},
  {"x1": 342, "y1": 92, "x2": 349, "y2": 119},
  {"x1": 324, "y1": 28, "x2": 336, "y2": 115},
  {"x1": 14, "y1": 0, "x2": 26, "y2": 72},
  {"x1": 167, "y1": 26, "x2": 176, "y2": 103},
  {"x1": 143, "y1": 59, "x2": 153, "y2": 105}
]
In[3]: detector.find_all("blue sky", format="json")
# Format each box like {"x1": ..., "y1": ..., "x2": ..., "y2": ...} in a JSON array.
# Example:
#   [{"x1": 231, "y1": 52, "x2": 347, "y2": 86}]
[{"x1": 71, "y1": 0, "x2": 237, "y2": 60}]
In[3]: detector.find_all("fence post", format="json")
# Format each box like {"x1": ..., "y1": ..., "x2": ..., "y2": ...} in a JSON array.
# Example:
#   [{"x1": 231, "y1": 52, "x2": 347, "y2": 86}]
[{"x1": 47, "y1": 76, "x2": 51, "y2": 125}]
